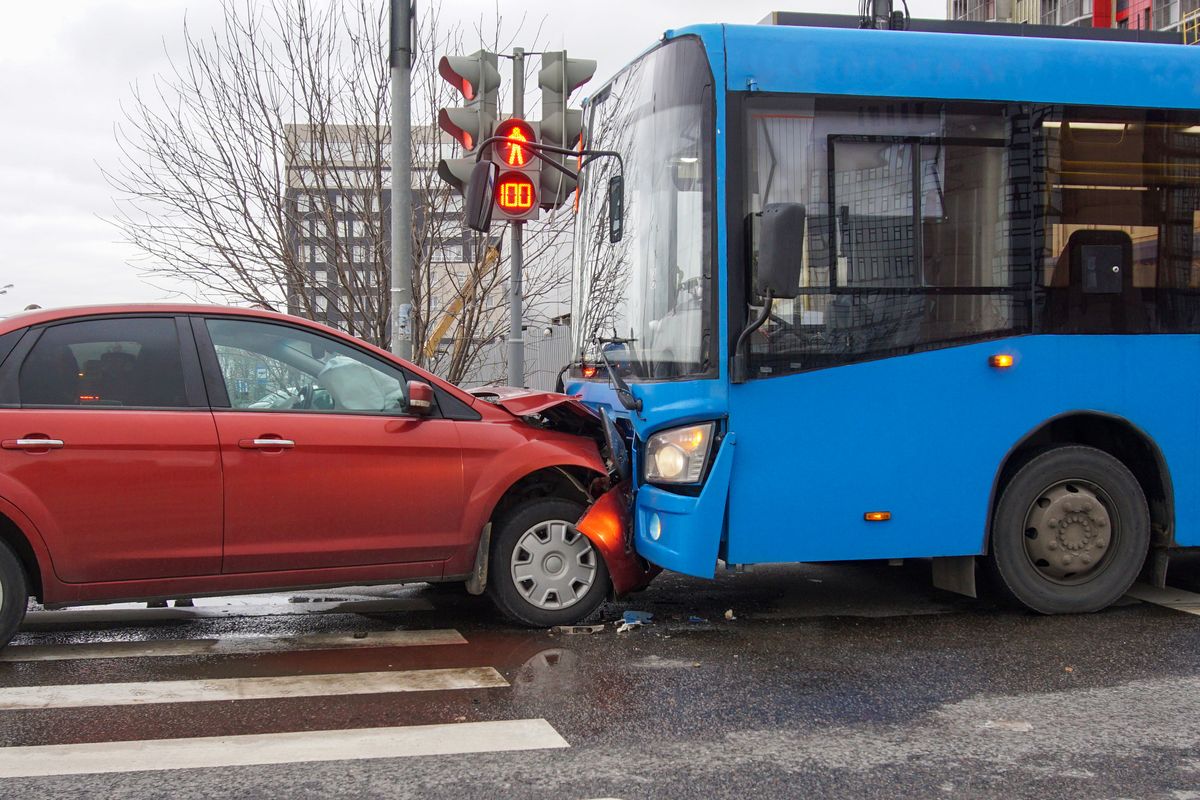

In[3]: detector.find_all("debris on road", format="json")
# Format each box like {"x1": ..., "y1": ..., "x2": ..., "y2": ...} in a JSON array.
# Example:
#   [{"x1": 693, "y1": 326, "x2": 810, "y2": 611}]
[
  {"x1": 688, "y1": 615, "x2": 708, "y2": 623},
  {"x1": 616, "y1": 610, "x2": 654, "y2": 633},
  {"x1": 724, "y1": 608, "x2": 737, "y2": 621},
  {"x1": 982, "y1": 720, "x2": 1033, "y2": 732},
  {"x1": 553, "y1": 624, "x2": 606, "y2": 635}
]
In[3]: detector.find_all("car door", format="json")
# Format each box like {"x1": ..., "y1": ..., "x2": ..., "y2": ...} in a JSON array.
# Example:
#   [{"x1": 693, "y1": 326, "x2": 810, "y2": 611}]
[
  {"x1": 0, "y1": 315, "x2": 221, "y2": 582},
  {"x1": 195, "y1": 315, "x2": 466, "y2": 574}
]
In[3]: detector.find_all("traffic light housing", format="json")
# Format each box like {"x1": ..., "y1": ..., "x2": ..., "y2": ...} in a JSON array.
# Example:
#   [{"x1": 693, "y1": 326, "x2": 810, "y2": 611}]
[
  {"x1": 436, "y1": 51, "x2": 501, "y2": 194},
  {"x1": 538, "y1": 51, "x2": 596, "y2": 210},
  {"x1": 491, "y1": 118, "x2": 541, "y2": 222}
]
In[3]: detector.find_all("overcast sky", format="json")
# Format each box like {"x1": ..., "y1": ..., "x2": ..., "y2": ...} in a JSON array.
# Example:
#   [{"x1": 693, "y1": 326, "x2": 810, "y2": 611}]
[{"x1": 0, "y1": 0, "x2": 946, "y2": 315}]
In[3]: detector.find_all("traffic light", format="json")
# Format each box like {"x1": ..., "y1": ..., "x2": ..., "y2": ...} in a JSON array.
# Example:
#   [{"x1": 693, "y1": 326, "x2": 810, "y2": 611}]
[
  {"x1": 436, "y1": 51, "x2": 501, "y2": 194},
  {"x1": 491, "y1": 118, "x2": 541, "y2": 222},
  {"x1": 538, "y1": 51, "x2": 596, "y2": 210}
]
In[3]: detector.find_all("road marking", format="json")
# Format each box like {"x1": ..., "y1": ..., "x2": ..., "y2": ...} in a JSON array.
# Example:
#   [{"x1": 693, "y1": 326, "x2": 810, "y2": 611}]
[
  {"x1": 0, "y1": 718, "x2": 569, "y2": 778},
  {"x1": 0, "y1": 628, "x2": 466, "y2": 663},
  {"x1": 21, "y1": 597, "x2": 434, "y2": 629},
  {"x1": 1125, "y1": 583, "x2": 1200, "y2": 616},
  {"x1": 0, "y1": 667, "x2": 507, "y2": 711}
]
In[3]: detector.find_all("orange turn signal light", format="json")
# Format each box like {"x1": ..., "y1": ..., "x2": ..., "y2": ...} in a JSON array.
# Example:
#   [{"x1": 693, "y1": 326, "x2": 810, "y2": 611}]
[
  {"x1": 989, "y1": 354, "x2": 1014, "y2": 369},
  {"x1": 864, "y1": 511, "x2": 891, "y2": 522},
  {"x1": 581, "y1": 365, "x2": 598, "y2": 379}
]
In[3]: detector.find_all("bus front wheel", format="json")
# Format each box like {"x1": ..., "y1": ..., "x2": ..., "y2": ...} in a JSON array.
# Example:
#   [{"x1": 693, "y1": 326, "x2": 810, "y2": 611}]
[{"x1": 988, "y1": 445, "x2": 1149, "y2": 614}]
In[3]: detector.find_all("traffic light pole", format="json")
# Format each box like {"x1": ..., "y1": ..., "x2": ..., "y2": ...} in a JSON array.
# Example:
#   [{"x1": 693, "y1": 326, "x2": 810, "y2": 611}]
[
  {"x1": 389, "y1": 0, "x2": 414, "y2": 360},
  {"x1": 507, "y1": 47, "x2": 525, "y2": 387}
]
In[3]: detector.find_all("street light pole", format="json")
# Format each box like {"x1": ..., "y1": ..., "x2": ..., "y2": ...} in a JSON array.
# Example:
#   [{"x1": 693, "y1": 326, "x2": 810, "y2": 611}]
[{"x1": 389, "y1": 0, "x2": 415, "y2": 360}]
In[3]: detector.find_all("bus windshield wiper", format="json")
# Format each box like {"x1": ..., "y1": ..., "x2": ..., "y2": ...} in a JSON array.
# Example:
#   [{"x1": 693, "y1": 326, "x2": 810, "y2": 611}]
[{"x1": 596, "y1": 336, "x2": 643, "y2": 413}]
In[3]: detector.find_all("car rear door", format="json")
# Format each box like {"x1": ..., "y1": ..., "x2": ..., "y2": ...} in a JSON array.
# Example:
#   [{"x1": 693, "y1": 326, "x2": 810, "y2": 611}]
[
  {"x1": 0, "y1": 315, "x2": 222, "y2": 582},
  {"x1": 193, "y1": 315, "x2": 466, "y2": 574}
]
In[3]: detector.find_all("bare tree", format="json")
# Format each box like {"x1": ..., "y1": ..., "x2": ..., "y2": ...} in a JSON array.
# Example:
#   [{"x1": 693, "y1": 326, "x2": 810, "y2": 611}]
[{"x1": 106, "y1": 0, "x2": 570, "y2": 384}]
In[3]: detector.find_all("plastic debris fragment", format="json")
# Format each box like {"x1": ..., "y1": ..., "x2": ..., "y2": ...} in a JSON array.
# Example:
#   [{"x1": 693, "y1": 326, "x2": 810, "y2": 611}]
[{"x1": 553, "y1": 624, "x2": 606, "y2": 635}]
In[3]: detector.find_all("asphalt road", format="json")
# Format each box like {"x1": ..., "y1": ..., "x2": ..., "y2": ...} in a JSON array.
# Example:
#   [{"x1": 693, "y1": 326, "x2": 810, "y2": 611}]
[{"x1": 2, "y1": 557, "x2": 1200, "y2": 799}]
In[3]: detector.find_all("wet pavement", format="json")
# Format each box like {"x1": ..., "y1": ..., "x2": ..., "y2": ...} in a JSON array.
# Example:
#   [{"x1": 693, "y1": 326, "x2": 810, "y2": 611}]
[{"x1": 2, "y1": 557, "x2": 1200, "y2": 799}]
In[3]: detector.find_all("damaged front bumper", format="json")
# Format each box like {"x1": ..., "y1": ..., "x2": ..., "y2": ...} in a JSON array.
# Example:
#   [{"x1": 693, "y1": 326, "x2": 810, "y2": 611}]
[{"x1": 575, "y1": 481, "x2": 660, "y2": 596}]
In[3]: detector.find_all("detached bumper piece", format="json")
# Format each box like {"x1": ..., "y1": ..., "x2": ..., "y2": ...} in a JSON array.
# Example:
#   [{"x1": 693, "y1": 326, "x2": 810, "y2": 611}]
[{"x1": 575, "y1": 481, "x2": 659, "y2": 596}]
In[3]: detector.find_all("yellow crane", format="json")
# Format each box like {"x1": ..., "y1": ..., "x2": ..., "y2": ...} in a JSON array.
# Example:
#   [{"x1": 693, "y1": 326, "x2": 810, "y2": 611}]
[{"x1": 422, "y1": 245, "x2": 500, "y2": 360}]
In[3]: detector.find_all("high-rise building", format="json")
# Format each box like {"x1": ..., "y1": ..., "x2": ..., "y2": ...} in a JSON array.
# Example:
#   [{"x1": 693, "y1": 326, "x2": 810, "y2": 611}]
[
  {"x1": 283, "y1": 123, "x2": 478, "y2": 342},
  {"x1": 282, "y1": 123, "x2": 572, "y2": 389}
]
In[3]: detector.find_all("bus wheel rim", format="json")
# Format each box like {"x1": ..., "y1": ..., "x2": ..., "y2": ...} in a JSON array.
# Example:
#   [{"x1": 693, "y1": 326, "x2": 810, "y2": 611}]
[{"x1": 1021, "y1": 479, "x2": 1118, "y2": 585}]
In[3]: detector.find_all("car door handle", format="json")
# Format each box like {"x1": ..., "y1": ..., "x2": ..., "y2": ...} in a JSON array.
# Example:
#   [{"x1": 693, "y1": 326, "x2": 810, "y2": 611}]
[
  {"x1": 2, "y1": 438, "x2": 65, "y2": 451},
  {"x1": 238, "y1": 438, "x2": 295, "y2": 450}
]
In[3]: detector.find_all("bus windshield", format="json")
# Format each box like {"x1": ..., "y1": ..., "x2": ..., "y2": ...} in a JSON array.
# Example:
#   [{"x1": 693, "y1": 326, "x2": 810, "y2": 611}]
[{"x1": 571, "y1": 37, "x2": 714, "y2": 380}]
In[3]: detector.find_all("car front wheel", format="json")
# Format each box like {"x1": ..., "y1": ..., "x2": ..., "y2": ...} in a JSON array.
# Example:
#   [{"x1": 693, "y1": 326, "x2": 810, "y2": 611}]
[
  {"x1": 487, "y1": 497, "x2": 610, "y2": 627},
  {"x1": 0, "y1": 540, "x2": 29, "y2": 650}
]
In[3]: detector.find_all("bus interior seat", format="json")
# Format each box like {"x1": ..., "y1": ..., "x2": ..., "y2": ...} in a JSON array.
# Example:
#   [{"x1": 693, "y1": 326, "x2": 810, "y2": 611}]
[{"x1": 1044, "y1": 229, "x2": 1143, "y2": 333}]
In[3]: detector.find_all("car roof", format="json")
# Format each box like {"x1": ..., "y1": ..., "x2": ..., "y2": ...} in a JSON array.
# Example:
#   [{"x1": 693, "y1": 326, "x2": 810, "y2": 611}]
[{"x1": 0, "y1": 303, "x2": 302, "y2": 335}]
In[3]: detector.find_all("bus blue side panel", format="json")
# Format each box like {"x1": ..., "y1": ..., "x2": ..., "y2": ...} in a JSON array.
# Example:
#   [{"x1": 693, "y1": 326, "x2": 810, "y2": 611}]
[
  {"x1": 724, "y1": 335, "x2": 1200, "y2": 565},
  {"x1": 673, "y1": 23, "x2": 1200, "y2": 111},
  {"x1": 634, "y1": 434, "x2": 736, "y2": 578}
]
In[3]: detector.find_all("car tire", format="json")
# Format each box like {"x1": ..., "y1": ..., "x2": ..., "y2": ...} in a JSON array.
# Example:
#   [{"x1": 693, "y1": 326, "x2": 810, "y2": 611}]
[
  {"x1": 0, "y1": 540, "x2": 29, "y2": 650},
  {"x1": 487, "y1": 497, "x2": 610, "y2": 628},
  {"x1": 987, "y1": 445, "x2": 1148, "y2": 614}
]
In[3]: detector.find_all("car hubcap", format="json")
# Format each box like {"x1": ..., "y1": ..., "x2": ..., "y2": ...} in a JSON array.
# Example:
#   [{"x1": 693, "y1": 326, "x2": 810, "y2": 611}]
[
  {"x1": 1022, "y1": 479, "x2": 1118, "y2": 584},
  {"x1": 510, "y1": 519, "x2": 597, "y2": 610}
]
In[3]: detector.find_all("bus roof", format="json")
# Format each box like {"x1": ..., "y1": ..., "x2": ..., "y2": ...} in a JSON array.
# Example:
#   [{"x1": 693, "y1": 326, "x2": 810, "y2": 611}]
[{"x1": 665, "y1": 20, "x2": 1200, "y2": 111}]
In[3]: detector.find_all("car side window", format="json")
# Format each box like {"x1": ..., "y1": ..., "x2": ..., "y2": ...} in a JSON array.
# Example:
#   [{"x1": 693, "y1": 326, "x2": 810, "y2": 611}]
[
  {"x1": 205, "y1": 318, "x2": 409, "y2": 414},
  {"x1": 19, "y1": 317, "x2": 188, "y2": 408}
]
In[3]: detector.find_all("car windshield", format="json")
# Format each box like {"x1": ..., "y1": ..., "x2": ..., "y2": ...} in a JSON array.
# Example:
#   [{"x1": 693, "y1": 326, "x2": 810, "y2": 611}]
[{"x1": 570, "y1": 37, "x2": 714, "y2": 380}]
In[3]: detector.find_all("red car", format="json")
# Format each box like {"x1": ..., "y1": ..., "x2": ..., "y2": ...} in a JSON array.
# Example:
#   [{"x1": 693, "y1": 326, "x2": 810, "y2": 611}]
[{"x1": 0, "y1": 305, "x2": 654, "y2": 647}]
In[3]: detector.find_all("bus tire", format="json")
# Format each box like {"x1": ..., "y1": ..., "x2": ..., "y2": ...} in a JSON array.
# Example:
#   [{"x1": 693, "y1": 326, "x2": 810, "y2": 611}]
[
  {"x1": 487, "y1": 497, "x2": 610, "y2": 628},
  {"x1": 0, "y1": 540, "x2": 28, "y2": 650},
  {"x1": 988, "y1": 445, "x2": 1148, "y2": 614}
]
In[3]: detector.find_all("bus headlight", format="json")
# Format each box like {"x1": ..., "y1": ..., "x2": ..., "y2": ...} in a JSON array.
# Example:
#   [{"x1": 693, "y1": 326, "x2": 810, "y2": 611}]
[{"x1": 645, "y1": 422, "x2": 715, "y2": 485}]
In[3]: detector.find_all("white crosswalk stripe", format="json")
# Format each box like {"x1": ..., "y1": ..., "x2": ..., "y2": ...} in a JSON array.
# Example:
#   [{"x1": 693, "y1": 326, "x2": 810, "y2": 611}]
[
  {"x1": 1, "y1": 628, "x2": 466, "y2": 662},
  {"x1": 0, "y1": 719, "x2": 570, "y2": 778},
  {"x1": 21, "y1": 596, "x2": 433, "y2": 629},
  {"x1": 0, "y1": 666, "x2": 508, "y2": 710},
  {"x1": 0, "y1": 618, "x2": 573, "y2": 777}
]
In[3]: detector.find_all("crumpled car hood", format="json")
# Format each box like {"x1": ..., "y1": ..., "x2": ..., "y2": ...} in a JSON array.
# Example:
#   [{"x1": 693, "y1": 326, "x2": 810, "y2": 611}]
[{"x1": 468, "y1": 386, "x2": 600, "y2": 433}]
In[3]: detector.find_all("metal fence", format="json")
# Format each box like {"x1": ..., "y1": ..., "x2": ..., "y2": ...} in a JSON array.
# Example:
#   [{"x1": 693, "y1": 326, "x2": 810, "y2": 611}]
[{"x1": 457, "y1": 324, "x2": 573, "y2": 391}]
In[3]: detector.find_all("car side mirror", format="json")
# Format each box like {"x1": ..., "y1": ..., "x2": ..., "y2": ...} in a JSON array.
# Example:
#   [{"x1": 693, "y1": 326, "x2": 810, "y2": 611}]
[
  {"x1": 465, "y1": 161, "x2": 498, "y2": 233},
  {"x1": 406, "y1": 380, "x2": 434, "y2": 416},
  {"x1": 754, "y1": 203, "x2": 806, "y2": 300}
]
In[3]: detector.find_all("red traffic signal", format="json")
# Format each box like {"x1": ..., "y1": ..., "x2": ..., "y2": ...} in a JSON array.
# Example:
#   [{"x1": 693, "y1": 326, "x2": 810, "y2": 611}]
[
  {"x1": 495, "y1": 171, "x2": 538, "y2": 219},
  {"x1": 492, "y1": 119, "x2": 538, "y2": 169}
]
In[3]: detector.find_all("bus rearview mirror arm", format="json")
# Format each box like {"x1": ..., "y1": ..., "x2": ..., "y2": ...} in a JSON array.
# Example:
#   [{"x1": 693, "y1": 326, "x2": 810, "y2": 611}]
[{"x1": 732, "y1": 289, "x2": 774, "y2": 384}]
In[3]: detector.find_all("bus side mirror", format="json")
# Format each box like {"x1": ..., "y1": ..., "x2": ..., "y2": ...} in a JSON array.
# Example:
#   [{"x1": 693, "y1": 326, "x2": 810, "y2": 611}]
[
  {"x1": 608, "y1": 175, "x2": 624, "y2": 243},
  {"x1": 755, "y1": 203, "x2": 805, "y2": 299},
  {"x1": 465, "y1": 161, "x2": 498, "y2": 233}
]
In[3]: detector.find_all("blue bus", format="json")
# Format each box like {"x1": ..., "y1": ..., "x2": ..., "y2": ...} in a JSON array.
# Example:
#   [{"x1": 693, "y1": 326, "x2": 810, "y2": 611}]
[{"x1": 566, "y1": 14, "x2": 1200, "y2": 615}]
